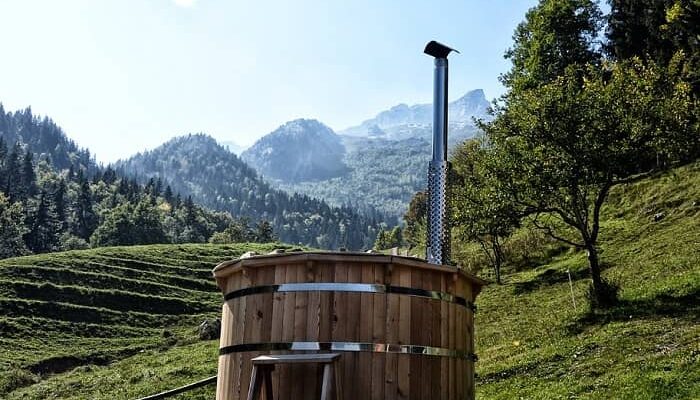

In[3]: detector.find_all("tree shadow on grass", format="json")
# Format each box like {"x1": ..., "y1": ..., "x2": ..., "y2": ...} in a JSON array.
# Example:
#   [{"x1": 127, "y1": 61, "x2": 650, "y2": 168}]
[
  {"x1": 512, "y1": 267, "x2": 589, "y2": 295},
  {"x1": 566, "y1": 287, "x2": 700, "y2": 335}
]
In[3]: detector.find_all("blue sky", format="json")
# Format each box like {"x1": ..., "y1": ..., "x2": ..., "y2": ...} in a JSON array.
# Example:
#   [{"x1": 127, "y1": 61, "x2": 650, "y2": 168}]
[{"x1": 0, "y1": 0, "x2": 536, "y2": 162}]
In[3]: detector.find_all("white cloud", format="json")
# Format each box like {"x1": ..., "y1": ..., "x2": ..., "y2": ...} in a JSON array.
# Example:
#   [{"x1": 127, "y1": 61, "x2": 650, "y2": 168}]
[{"x1": 173, "y1": 0, "x2": 197, "y2": 7}]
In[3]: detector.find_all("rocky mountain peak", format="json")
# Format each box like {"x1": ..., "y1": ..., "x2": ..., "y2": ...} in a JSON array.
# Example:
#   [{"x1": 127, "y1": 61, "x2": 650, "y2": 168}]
[{"x1": 241, "y1": 119, "x2": 348, "y2": 183}]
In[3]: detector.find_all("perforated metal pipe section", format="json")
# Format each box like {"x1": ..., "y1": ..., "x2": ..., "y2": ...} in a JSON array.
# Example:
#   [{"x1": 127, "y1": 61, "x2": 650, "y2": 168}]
[{"x1": 427, "y1": 160, "x2": 450, "y2": 265}]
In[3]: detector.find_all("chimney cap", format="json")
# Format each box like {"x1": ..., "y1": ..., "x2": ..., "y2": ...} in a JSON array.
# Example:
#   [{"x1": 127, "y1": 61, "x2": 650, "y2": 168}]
[{"x1": 424, "y1": 41, "x2": 459, "y2": 59}]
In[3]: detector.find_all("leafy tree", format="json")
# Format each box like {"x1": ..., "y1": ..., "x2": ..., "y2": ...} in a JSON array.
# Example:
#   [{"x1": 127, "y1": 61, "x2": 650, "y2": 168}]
[
  {"x1": 452, "y1": 140, "x2": 522, "y2": 284},
  {"x1": 90, "y1": 201, "x2": 166, "y2": 246},
  {"x1": 131, "y1": 200, "x2": 167, "y2": 244},
  {"x1": 403, "y1": 191, "x2": 428, "y2": 250},
  {"x1": 483, "y1": 57, "x2": 697, "y2": 306},
  {"x1": 606, "y1": 0, "x2": 700, "y2": 91},
  {"x1": 0, "y1": 193, "x2": 29, "y2": 258},
  {"x1": 373, "y1": 226, "x2": 402, "y2": 250},
  {"x1": 90, "y1": 203, "x2": 133, "y2": 247},
  {"x1": 208, "y1": 218, "x2": 254, "y2": 244},
  {"x1": 503, "y1": 0, "x2": 604, "y2": 91},
  {"x1": 373, "y1": 228, "x2": 392, "y2": 250}
]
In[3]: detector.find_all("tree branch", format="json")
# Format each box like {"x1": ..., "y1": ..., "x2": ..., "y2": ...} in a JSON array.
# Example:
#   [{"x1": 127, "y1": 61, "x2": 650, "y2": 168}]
[{"x1": 530, "y1": 214, "x2": 584, "y2": 248}]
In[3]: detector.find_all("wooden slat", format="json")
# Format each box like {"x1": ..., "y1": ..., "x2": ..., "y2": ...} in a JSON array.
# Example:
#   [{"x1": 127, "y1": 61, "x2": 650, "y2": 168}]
[
  {"x1": 346, "y1": 263, "x2": 362, "y2": 400},
  {"x1": 230, "y1": 273, "x2": 244, "y2": 400},
  {"x1": 397, "y1": 267, "x2": 411, "y2": 400},
  {"x1": 260, "y1": 266, "x2": 274, "y2": 344},
  {"x1": 431, "y1": 272, "x2": 442, "y2": 398},
  {"x1": 239, "y1": 268, "x2": 254, "y2": 400},
  {"x1": 304, "y1": 261, "x2": 321, "y2": 400},
  {"x1": 421, "y1": 270, "x2": 434, "y2": 400},
  {"x1": 440, "y1": 274, "x2": 449, "y2": 400},
  {"x1": 448, "y1": 278, "x2": 456, "y2": 400},
  {"x1": 271, "y1": 265, "x2": 286, "y2": 398},
  {"x1": 294, "y1": 264, "x2": 309, "y2": 400},
  {"x1": 358, "y1": 263, "x2": 374, "y2": 399},
  {"x1": 278, "y1": 264, "x2": 297, "y2": 400},
  {"x1": 410, "y1": 268, "x2": 423, "y2": 400},
  {"x1": 456, "y1": 275, "x2": 467, "y2": 397},
  {"x1": 216, "y1": 303, "x2": 228, "y2": 400},
  {"x1": 332, "y1": 262, "x2": 348, "y2": 399},
  {"x1": 319, "y1": 261, "x2": 334, "y2": 342},
  {"x1": 384, "y1": 264, "x2": 399, "y2": 400},
  {"x1": 371, "y1": 265, "x2": 386, "y2": 400}
]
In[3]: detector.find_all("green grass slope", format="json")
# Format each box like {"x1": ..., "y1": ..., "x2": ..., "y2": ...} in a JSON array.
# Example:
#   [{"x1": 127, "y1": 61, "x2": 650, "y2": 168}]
[
  {"x1": 1, "y1": 162, "x2": 699, "y2": 399},
  {"x1": 476, "y1": 162, "x2": 700, "y2": 399},
  {"x1": 0, "y1": 243, "x2": 289, "y2": 399}
]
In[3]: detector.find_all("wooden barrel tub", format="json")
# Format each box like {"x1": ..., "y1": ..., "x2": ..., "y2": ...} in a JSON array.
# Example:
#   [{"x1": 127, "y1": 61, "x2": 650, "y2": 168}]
[{"x1": 213, "y1": 252, "x2": 485, "y2": 400}]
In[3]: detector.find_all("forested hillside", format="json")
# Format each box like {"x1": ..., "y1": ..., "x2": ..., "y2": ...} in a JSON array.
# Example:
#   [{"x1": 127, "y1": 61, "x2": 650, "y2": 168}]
[
  {"x1": 278, "y1": 136, "x2": 431, "y2": 218},
  {"x1": 0, "y1": 105, "x2": 96, "y2": 174},
  {"x1": 116, "y1": 134, "x2": 390, "y2": 250},
  {"x1": 0, "y1": 109, "x2": 275, "y2": 259}
]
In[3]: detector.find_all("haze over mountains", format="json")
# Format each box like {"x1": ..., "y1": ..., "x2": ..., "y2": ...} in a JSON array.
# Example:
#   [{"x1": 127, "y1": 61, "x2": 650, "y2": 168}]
[{"x1": 242, "y1": 89, "x2": 490, "y2": 217}]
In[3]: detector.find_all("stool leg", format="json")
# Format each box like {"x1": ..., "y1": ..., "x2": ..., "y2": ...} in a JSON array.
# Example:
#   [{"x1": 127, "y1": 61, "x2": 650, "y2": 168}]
[
  {"x1": 262, "y1": 366, "x2": 274, "y2": 400},
  {"x1": 320, "y1": 363, "x2": 332, "y2": 400},
  {"x1": 333, "y1": 361, "x2": 342, "y2": 400},
  {"x1": 247, "y1": 365, "x2": 263, "y2": 400}
]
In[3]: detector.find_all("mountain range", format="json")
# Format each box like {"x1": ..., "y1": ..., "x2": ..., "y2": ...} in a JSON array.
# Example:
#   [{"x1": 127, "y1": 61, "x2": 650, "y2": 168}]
[
  {"x1": 116, "y1": 134, "x2": 388, "y2": 250},
  {"x1": 339, "y1": 89, "x2": 490, "y2": 140},
  {"x1": 1, "y1": 88, "x2": 488, "y2": 252},
  {"x1": 242, "y1": 89, "x2": 490, "y2": 218}
]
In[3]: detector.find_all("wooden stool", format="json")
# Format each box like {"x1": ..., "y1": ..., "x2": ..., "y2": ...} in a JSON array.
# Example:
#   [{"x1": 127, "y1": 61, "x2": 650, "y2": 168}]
[{"x1": 246, "y1": 353, "x2": 342, "y2": 400}]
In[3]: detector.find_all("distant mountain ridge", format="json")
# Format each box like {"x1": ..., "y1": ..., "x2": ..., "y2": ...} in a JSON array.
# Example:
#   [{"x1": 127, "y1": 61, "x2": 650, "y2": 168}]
[
  {"x1": 241, "y1": 119, "x2": 348, "y2": 183},
  {"x1": 241, "y1": 89, "x2": 490, "y2": 218},
  {"x1": 339, "y1": 89, "x2": 490, "y2": 139}
]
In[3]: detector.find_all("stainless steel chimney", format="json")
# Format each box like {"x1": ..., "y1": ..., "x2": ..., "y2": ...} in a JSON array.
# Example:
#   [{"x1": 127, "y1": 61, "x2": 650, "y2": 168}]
[{"x1": 424, "y1": 41, "x2": 458, "y2": 265}]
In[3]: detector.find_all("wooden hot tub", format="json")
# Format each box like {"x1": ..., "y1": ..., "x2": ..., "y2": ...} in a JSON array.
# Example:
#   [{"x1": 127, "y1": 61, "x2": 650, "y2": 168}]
[{"x1": 212, "y1": 251, "x2": 485, "y2": 400}]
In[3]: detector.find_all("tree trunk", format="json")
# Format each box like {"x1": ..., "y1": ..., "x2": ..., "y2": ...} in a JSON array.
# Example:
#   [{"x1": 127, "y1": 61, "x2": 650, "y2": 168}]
[
  {"x1": 585, "y1": 243, "x2": 605, "y2": 306},
  {"x1": 492, "y1": 236, "x2": 503, "y2": 284},
  {"x1": 494, "y1": 257, "x2": 502, "y2": 284}
]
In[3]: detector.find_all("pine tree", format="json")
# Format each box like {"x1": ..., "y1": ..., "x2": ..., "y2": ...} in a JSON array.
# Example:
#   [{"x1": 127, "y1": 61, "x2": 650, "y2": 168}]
[
  {"x1": 254, "y1": 220, "x2": 275, "y2": 243},
  {"x1": 4, "y1": 143, "x2": 22, "y2": 202},
  {"x1": 0, "y1": 138, "x2": 7, "y2": 193},
  {"x1": 73, "y1": 179, "x2": 97, "y2": 240},
  {"x1": 26, "y1": 189, "x2": 62, "y2": 253},
  {"x1": 0, "y1": 193, "x2": 29, "y2": 258},
  {"x1": 20, "y1": 151, "x2": 37, "y2": 201}
]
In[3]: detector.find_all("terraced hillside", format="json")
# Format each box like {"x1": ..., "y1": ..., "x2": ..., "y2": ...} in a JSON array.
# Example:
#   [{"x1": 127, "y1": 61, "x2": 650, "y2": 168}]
[{"x1": 0, "y1": 243, "x2": 287, "y2": 399}]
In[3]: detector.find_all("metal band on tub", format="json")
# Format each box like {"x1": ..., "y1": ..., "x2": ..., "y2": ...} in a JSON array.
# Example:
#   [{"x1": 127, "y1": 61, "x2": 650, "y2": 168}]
[{"x1": 223, "y1": 282, "x2": 476, "y2": 312}]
